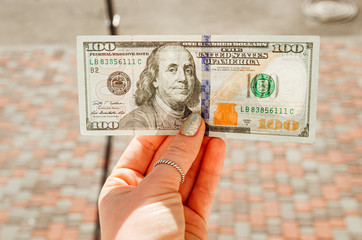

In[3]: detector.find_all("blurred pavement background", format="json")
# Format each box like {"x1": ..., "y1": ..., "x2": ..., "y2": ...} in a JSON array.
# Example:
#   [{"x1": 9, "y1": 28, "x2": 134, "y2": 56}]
[{"x1": 0, "y1": 0, "x2": 361, "y2": 239}]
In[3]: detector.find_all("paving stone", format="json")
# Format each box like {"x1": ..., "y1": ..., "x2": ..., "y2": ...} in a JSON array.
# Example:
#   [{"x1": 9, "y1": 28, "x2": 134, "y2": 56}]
[
  {"x1": 300, "y1": 226, "x2": 315, "y2": 235},
  {"x1": 345, "y1": 216, "x2": 362, "y2": 234},
  {"x1": 0, "y1": 225, "x2": 18, "y2": 239},
  {"x1": 219, "y1": 204, "x2": 234, "y2": 212},
  {"x1": 208, "y1": 232, "x2": 218, "y2": 240},
  {"x1": 35, "y1": 214, "x2": 52, "y2": 229},
  {"x1": 231, "y1": 149, "x2": 246, "y2": 163},
  {"x1": 235, "y1": 222, "x2": 250, "y2": 238},
  {"x1": 313, "y1": 209, "x2": 328, "y2": 220},
  {"x1": 263, "y1": 191, "x2": 278, "y2": 200},
  {"x1": 250, "y1": 232, "x2": 267, "y2": 240},
  {"x1": 340, "y1": 197, "x2": 359, "y2": 211},
  {"x1": 350, "y1": 234, "x2": 362, "y2": 240},
  {"x1": 219, "y1": 211, "x2": 234, "y2": 227},
  {"x1": 275, "y1": 172, "x2": 289, "y2": 184},
  {"x1": 293, "y1": 193, "x2": 310, "y2": 202},
  {"x1": 258, "y1": 149, "x2": 274, "y2": 163},
  {"x1": 248, "y1": 184, "x2": 262, "y2": 195},
  {"x1": 333, "y1": 229, "x2": 350, "y2": 240},
  {"x1": 267, "y1": 226, "x2": 282, "y2": 235},
  {"x1": 297, "y1": 213, "x2": 314, "y2": 226},
  {"x1": 217, "y1": 235, "x2": 234, "y2": 240},
  {"x1": 307, "y1": 184, "x2": 322, "y2": 197},
  {"x1": 234, "y1": 199, "x2": 248, "y2": 214},
  {"x1": 267, "y1": 218, "x2": 281, "y2": 226},
  {"x1": 286, "y1": 149, "x2": 301, "y2": 163},
  {"x1": 280, "y1": 203, "x2": 296, "y2": 220},
  {"x1": 67, "y1": 213, "x2": 83, "y2": 227}
]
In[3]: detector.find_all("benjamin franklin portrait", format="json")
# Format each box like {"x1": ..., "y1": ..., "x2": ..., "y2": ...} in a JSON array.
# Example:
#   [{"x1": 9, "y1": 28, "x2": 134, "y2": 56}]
[{"x1": 118, "y1": 44, "x2": 201, "y2": 130}]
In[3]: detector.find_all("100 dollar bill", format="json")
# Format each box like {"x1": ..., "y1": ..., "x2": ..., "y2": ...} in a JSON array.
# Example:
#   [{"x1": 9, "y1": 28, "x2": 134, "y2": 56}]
[{"x1": 77, "y1": 35, "x2": 319, "y2": 143}]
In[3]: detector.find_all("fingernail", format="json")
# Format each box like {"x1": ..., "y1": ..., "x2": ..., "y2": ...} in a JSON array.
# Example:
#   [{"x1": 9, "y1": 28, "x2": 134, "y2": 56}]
[{"x1": 180, "y1": 112, "x2": 202, "y2": 136}]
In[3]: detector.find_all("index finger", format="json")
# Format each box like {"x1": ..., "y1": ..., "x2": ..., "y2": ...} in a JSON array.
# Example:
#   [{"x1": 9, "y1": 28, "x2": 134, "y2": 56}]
[
  {"x1": 113, "y1": 135, "x2": 167, "y2": 175},
  {"x1": 187, "y1": 137, "x2": 226, "y2": 220}
]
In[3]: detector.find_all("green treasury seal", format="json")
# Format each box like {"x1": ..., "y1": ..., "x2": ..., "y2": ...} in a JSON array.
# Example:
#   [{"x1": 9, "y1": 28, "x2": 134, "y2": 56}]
[{"x1": 250, "y1": 73, "x2": 275, "y2": 98}]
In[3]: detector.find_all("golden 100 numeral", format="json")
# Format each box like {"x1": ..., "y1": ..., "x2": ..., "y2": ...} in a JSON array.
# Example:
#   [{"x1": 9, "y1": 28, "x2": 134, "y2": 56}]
[{"x1": 258, "y1": 119, "x2": 299, "y2": 131}]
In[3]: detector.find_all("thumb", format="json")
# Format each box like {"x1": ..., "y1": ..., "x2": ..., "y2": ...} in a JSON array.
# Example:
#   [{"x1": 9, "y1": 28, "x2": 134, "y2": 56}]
[{"x1": 143, "y1": 113, "x2": 204, "y2": 192}]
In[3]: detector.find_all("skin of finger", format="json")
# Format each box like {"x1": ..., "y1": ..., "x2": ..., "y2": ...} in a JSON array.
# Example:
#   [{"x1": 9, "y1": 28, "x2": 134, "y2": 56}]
[
  {"x1": 102, "y1": 168, "x2": 144, "y2": 193},
  {"x1": 113, "y1": 135, "x2": 167, "y2": 175},
  {"x1": 186, "y1": 137, "x2": 226, "y2": 221},
  {"x1": 100, "y1": 135, "x2": 167, "y2": 204},
  {"x1": 161, "y1": 120, "x2": 205, "y2": 170},
  {"x1": 184, "y1": 206, "x2": 208, "y2": 240},
  {"x1": 145, "y1": 136, "x2": 211, "y2": 198},
  {"x1": 179, "y1": 137, "x2": 212, "y2": 203},
  {"x1": 99, "y1": 186, "x2": 185, "y2": 240},
  {"x1": 145, "y1": 135, "x2": 176, "y2": 175},
  {"x1": 143, "y1": 121, "x2": 205, "y2": 191}
]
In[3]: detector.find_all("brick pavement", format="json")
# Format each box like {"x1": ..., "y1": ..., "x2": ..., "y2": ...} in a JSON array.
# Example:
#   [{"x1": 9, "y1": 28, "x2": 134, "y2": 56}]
[
  {"x1": 0, "y1": 47, "x2": 106, "y2": 239},
  {"x1": 1, "y1": 38, "x2": 362, "y2": 240}
]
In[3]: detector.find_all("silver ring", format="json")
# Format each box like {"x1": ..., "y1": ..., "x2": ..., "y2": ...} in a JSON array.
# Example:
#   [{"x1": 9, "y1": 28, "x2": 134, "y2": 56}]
[{"x1": 154, "y1": 160, "x2": 185, "y2": 184}]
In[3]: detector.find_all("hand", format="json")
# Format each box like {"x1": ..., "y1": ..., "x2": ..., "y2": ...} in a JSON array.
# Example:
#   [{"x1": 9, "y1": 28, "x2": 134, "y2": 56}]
[{"x1": 98, "y1": 114, "x2": 226, "y2": 240}]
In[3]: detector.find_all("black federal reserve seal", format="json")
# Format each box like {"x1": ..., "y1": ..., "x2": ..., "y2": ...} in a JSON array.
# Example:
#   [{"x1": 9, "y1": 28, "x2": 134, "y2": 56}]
[{"x1": 107, "y1": 71, "x2": 131, "y2": 95}]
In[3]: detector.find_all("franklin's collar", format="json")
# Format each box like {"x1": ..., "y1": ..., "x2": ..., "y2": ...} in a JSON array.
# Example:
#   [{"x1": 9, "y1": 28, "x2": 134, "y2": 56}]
[{"x1": 154, "y1": 95, "x2": 186, "y2": 118}]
